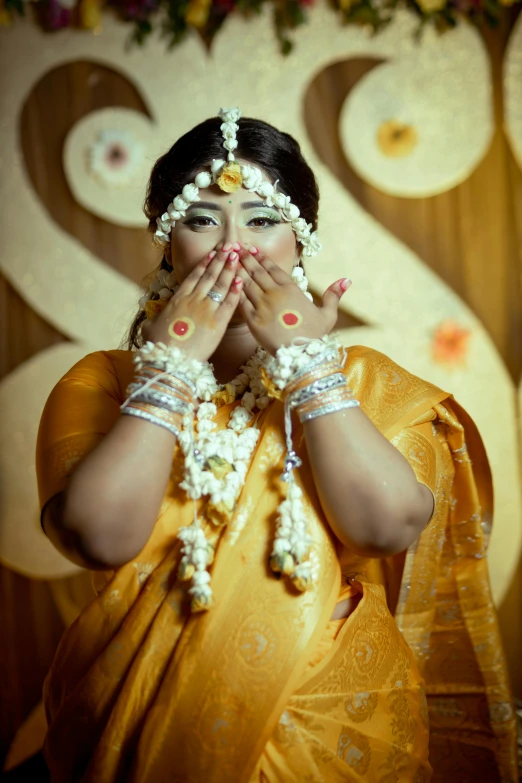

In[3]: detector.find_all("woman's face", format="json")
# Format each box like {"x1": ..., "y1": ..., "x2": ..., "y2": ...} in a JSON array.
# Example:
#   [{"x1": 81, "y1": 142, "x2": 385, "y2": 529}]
[{"x1": 169, "y1": 163, "x2": 299, "y2": 287}]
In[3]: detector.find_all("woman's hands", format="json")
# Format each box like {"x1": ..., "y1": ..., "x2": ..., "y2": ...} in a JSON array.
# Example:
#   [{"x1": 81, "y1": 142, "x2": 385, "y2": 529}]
[
  {"x1": 237, "y1": 247, "x2": 351, "y2": 355},
  {"x1": 142, "y1": 246, "x2": 243, "y2": 362}
]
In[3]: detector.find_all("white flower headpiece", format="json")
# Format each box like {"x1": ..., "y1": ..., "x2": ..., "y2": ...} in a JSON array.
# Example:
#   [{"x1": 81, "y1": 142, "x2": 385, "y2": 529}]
[{"x1": 152, "y1": 107, "x2": 321, "y2": 259}]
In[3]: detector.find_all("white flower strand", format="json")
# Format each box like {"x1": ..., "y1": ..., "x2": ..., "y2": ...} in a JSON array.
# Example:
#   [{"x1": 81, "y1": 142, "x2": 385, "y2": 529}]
[
  {"x1": 264, "y1": 334, "x2": 342, "y2": 390},
  {"x1": 264, "y1": 335, "x2": 346, "y2": 592},
  {"x1": 132, "y1": 342, "x2": 272, "y2": 611},
  {"x1": 127, "y1": 337, "x2": 344, "y2": 609},
  {"x1": 135, "y1": 341, "x2": 218, "y2": 401},
  {"x1": 139, "y1": 268, "x2": 179, "y2": 312},
  {"x1": 151, "y1": 106, "x2": 321, "y2": 259}
]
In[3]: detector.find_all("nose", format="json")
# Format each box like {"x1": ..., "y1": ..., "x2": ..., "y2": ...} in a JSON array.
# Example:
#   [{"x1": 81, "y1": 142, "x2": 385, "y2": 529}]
[{"x1": 223, "y1": 223, "x2": 243, "y2": 248}]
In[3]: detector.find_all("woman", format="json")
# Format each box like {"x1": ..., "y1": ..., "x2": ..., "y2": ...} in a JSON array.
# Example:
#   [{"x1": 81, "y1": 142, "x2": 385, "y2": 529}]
[{"x1": 37, "y1": 109, "x2": 517, "y2": 782}]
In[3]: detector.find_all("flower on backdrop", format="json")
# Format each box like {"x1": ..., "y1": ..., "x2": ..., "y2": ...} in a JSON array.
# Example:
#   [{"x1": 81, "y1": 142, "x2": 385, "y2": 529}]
[
  {"x1": 377, "y1": 120, "x2": 419, "y2": 158},
  {"x1": 43, "y1": 0, "x2": 73, "y2": 29},
  {"x1": 4, "y1": 0, "x2": 522, "y2": 54},
  {"x1": 88, "y1": 129, "x2": 144, "y2": 187},
  {"x1": 416, "y1": 0, "x2": 447, "y2": 11},
  {"x1": 80, "y1": 0, "x2": 102, "y2": 29},
  {"x1": 117, "y1": 0, "x2": 160, "y2": 21},
  {"x1": 185, "y1": 0, "x2": 212, "y2": 27},
  {"x1": 431, "y1": 320, "x2": 472, "y2": 366}
]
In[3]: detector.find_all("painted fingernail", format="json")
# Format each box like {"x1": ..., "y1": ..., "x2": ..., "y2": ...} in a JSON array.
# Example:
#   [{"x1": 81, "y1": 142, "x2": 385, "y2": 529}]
[
  {"x1": 249, "y1": 246, "x2": 259, "y2": 255},
  {"x1": 229, "y1": 251, "x2": 238, "y2": 262},
  {"x1": 340, "y1": 278, "x2": 352, "y2": 292},
  {"x1": 232, "y1": 242, "x2": 241, "y2": 251},
  {"x1": 207, "y1": 250, "x2": 217, "y2": 260},
  {"x1": 223, "y1": 242, "x2": 232, "y2": 252},
  {"x1": 233, "y1": 276, "x2": 243, "y2": 286}
]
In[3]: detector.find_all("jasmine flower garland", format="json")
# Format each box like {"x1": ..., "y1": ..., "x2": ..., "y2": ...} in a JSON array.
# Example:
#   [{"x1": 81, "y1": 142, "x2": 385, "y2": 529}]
[{"x1": 126, "y1": 336, "x2": 345, "y2": 611}]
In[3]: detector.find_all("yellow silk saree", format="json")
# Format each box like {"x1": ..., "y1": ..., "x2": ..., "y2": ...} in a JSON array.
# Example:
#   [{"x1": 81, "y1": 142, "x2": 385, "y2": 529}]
[{"x1": 36, "y1": 345, "x2": 517, "y2": 782}]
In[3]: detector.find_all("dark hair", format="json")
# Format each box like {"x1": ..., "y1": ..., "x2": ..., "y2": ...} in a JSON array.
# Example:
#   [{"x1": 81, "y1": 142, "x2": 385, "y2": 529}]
[{"x1": 126, "y1": 116, "x2": 320, "y2": 349}]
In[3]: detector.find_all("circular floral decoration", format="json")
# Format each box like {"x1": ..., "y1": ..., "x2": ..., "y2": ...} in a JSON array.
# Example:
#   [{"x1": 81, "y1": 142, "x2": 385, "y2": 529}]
[
  {"x1": 377, "y1": 120, "x2": 419, "y2": 158},
  {"x1": 88, "y1": 129, "x2": 145, "y2": 187},
  {"x1": 431, "y1": 319, "x2": 472, "y2": 366}
]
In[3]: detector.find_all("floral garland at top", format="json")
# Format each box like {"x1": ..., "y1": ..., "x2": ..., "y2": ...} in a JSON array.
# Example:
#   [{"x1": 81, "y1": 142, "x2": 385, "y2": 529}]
[
  {"x1": 152, "y1": 107, "x2": 321, "y2": 260},
  {"x1": 1, "y1": 0, "x2": 519, "y2": 55}
]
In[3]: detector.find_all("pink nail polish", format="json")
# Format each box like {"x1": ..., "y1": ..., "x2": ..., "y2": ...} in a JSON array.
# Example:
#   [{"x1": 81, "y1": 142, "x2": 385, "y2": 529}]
[
  {"x1": 340, "y1": 278, "x2": 352, "y2": 292},
  {"x1": 233, "y1": 276, "x2": 242, "y2": 285},
  {"x1": 208, "y1": 250, "x2": 217, "y2": 260},
  {"x1": 229, "y1": 251, "x2": 238, "y2": 262},
  {"x1": 223, "y1": 242, "x2": 232, "y2": 252},
  {"x1": 232, "y1": 242, "x2": 241, "y2": 251},
  {"x1": 250, "y1": 246, "x2": 259, "y2": 255}
]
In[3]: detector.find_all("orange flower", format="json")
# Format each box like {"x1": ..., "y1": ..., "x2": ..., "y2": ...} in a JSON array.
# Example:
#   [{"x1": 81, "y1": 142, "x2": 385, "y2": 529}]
[
  {"x1": 377, "y1": 120, "x2": 418, "y2": 158},
  {"x1": 80, "y1": 0, "x2": 102, "y2": 30},
  {"x1": 431, "y1": 320, "x2": 471, "y2": 366},
  {"x1": 216, "y1": 162, "x2": 243, "y2": 193},
  {"x1": 185, "y1": 0, "x2": 212, "y2": 27},
  {"x1": 0, "y1": 0, "x2": 12, "y2": 26},
  {"x1": 145, "y1": 299, "x2": 168, "y2": 320}
]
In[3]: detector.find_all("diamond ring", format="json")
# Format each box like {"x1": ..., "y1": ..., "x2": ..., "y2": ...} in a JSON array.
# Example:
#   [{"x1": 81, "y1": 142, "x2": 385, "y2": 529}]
[{"x1": 206, "y1": 290, "x2": 223, "y2": 304}]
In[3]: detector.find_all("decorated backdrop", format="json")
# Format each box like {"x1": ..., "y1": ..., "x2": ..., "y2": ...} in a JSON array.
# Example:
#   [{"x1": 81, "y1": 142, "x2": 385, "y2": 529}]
[{"x1": 1, "y1": 3, "x2": 521, "y2": 770}]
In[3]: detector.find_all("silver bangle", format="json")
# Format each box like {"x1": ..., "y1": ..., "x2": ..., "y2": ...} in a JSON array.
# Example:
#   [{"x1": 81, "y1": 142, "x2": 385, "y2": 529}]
[
  {"x1": 289, "y1": 372, "x2": 347, "y2": 409},
  {"x1": 130, "y1": 389, "x2": 191, "y2": 415},
  {"x1": 299, "y1": 398, "x2": 360, "y2": 422},
  {"x1": 288, "y1": 349, "x2": 340, "y2": 384},
  {"x1": 135, "y1": 367, "x2": 196, "y2": 396},
  {"x1": 121, "y1": 406, "x2": 180, "y2": 437}
]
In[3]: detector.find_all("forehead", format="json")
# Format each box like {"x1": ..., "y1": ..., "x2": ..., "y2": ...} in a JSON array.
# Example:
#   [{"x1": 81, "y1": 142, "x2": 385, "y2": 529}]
[{"x1": 189, "y1": 188, "x2": 267, "y2": 209}]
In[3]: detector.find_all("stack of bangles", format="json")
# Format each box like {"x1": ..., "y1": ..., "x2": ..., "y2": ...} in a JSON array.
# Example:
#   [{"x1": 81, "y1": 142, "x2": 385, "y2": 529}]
[
  {"x1": 284, "y1": 355, "x2": 360, "y2": 422},
  {"x1": 120, "y1": 366, "x2": 195, "y2": 435}
]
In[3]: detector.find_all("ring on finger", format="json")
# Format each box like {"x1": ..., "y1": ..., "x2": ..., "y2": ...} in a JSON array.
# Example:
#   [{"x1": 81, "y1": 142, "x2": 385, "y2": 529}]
[{"x1": 206, "y1": 289, "x2": 224, "y2": 304}]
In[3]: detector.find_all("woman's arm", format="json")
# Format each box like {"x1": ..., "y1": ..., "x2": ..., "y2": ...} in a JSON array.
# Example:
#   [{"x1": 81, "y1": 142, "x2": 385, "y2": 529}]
[
  {"x1": 303, "y1": 407, "x2": 434, "y2": 557},
  {"x1": 236, "y1": 248, "x2": 433, "y2": 557},
  {"x1": 42, "y1": 249, "x2": 244, "y2": 569},
  {"x1": 42, "y1": 416, "x2": 177, "y2": 570}
]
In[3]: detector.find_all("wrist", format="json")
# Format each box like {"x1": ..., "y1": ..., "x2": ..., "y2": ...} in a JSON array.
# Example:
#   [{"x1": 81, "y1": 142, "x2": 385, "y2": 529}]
[
  {"x1": 262, "y1": 335, "x2": 360, "y2": 422},
  {"x1": 135, "y1": 342, "x2": 219, "y2": 401}
]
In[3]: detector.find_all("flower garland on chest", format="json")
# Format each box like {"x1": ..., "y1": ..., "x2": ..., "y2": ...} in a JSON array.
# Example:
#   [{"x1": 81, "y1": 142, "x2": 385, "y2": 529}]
[{"x1": 121, "y1": 336, "x2": 359, "y2": 613}]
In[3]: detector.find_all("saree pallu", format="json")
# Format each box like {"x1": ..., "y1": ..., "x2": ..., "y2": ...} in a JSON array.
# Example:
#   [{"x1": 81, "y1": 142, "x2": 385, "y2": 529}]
[{"x1": 36, "y1": 346, "x2": 518, "y2": 782}]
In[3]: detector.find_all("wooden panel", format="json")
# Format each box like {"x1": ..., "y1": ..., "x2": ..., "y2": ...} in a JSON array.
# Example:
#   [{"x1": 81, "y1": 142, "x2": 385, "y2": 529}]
[{"x1": 303, "y1": 20, "x2": 522, "y2": 381}]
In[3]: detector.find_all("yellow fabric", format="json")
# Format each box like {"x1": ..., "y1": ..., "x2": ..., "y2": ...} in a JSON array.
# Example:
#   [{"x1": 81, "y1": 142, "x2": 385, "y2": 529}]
[{"x1": 36, "y1": 346, "x2": 517, "y2": 782}]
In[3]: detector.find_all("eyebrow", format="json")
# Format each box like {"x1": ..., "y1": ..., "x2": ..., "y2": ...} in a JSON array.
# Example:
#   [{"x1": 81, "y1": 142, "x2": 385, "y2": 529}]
[{"x1": 186, "y1": 200, "x2": 272, "y2": 212}]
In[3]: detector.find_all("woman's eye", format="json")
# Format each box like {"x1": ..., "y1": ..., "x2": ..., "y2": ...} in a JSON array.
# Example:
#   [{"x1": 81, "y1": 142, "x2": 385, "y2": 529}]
[
  {"x1": 186, "y1": 216, "x2": 218, "y2": 228},
  {"x1": 248, "y1": 217, "x2": 279, "y2": 228}
]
